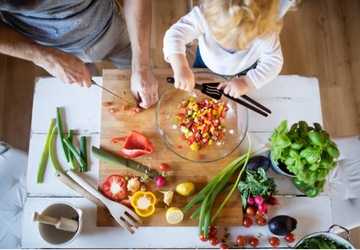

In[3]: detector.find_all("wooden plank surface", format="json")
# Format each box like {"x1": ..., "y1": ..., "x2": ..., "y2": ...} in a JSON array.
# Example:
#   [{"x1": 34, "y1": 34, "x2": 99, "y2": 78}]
[
  {"x1": 280, "y1": 0, "x2": 360, "y2": 137},
  {"x1": 23, "y1": 196, "x2": 332, "y2": 248}
]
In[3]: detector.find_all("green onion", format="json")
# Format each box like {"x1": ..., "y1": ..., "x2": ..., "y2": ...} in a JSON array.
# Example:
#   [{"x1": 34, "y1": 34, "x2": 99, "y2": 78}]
[
  {"x1": 212, "y1": 137, "x2": 252, "y2": 222},
  {"x1": 183, "y1": 135, "x2": 255, "y2": 236},
  {"x1": 49, "y1": 127, "x2": 64, "y2": 173},
  {"x1": 63, "y1": 137, "x2": 86, "y2": 169},
  {"x1": 79, "y1": 136, "x2": 88, "y2": 172},
  {"x1": 36, "y1": 119, "x2": 55, "y2": 183},
  {"x1": 67, "y1": 130, "x2": 78, "y2": 171},
  {"x1": 56, "y1": 107, "x2": 69, "y2": 162}
]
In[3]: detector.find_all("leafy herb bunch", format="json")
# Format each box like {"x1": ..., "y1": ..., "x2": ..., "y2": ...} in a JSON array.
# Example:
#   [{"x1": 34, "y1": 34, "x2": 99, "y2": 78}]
[
  {"x1": 238, "y1": 168, "x2": 276, "y2": 208},
  {"x1": 270, "y1": 120, "x2": 340, "y2": 197}
]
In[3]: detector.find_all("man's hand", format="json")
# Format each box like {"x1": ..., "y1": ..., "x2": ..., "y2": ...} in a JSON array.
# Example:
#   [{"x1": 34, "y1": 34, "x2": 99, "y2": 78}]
[
  {"x1": 218, "y1": 76, "x2": 252, "y2": 98},
  {"x1": 130, "y1": 69, "x2": 159, "y2": 109},
  {"x1": 36, "y1": 48, "x2": 92, "y2": 87},
  {"x1": 0, "y1": 24, "x2": 92, "y2": 87}
]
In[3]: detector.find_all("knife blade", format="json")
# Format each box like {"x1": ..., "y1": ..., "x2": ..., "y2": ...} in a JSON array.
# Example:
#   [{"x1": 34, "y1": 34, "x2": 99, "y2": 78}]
[{"x1": 92, "y1": 80, "x2": 121, "y2": 99}]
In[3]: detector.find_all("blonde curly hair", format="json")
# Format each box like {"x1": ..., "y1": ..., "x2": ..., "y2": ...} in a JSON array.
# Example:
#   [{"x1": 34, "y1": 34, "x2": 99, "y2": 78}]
[{"x1": 201, "y1": 0, "x2": 282, "y2": 50}]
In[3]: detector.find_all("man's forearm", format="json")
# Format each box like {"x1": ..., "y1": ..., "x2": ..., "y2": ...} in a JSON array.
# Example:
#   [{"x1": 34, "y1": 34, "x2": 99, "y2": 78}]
[
  {"x1": 123, "y1": 0, "x2": 152, "y2": 71},
  {"x1": 0, "y1": 23, "x2": 50, "y2": 66}
]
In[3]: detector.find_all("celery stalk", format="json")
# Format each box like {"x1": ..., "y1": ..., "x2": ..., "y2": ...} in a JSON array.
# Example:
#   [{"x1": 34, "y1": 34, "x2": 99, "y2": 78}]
[
  {"x1": 49, "y1": 127, "x2": 64, "y2": 173},
  {"x1": 67, "y1": 130, "x2": 79, "y2": 171},
  {"x1": 36, "y1": 119, "x2": 55, "y2": 183},
  {"x1": 56, "y1": 107, "x2": 70, "y2": 162}
]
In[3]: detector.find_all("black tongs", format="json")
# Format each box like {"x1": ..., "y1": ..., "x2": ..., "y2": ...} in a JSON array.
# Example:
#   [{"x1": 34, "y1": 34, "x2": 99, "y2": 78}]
[{"x1": 166, "y1": 77, "x2": 271, "y2": 117}]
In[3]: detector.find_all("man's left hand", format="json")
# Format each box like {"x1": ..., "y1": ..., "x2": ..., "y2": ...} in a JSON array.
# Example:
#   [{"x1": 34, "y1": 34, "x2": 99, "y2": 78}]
[{"x1": 130, "y1": 69, "x2": 159, "y2": 109}]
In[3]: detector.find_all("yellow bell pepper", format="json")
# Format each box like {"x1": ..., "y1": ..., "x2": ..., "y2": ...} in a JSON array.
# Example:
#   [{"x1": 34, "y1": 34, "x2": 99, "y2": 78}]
[{"x1": 130, "y1": 191, "x2": 157, "y2": 218}]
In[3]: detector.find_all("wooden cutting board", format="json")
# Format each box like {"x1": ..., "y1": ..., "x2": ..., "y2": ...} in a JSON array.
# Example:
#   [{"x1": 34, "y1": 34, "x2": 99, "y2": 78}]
[{"x1": 97, "y1": 69, "x2": 244, "y2": 226}]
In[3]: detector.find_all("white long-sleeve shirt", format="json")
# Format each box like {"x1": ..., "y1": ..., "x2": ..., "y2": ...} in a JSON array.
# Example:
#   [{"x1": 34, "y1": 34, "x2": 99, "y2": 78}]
[{"x1": 163, "y1": 6, "x2": 284, "y2": 89}]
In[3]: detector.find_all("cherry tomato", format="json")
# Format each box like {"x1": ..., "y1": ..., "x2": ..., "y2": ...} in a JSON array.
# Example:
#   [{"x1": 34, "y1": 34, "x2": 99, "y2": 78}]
[
  {"x1": 248, "y1": 237, "x2": 259, "y2": 248},
  {"x1": 101, "y1": 175, "x2": 128, "y2": 201},
  {"x1": 256, "y1": 210, "x2": 265, "y2": 217},
  {"x1": 242, "y1": 216, "x2": 253, "y2": 228},
  {"x1": 246, "y1": 206, "x2": 257, "y2": 217},
  {"x1": 255, "y1": 215, "x2": 267, "y2": 226},
  {"x1": 199, "y1": 234, "x2": 208, "y2": 242},
  {"x1": 219, "y1": 243, "x2": 229, "y2": 249},
  {"x1": 285, "y1": 233, "x2": 295, "y2": 243},
  {"x1": 210, "y1": 238, "x2": 219, "y2": 246},
  {"x1": 159, "y1": 163, "x2": 171, "y2": 171},
  {"x1": 236, "y1": 235, "x2": 247, "y2": 247},
  {"x1": 269, "y1": 236, "x2": 280, "y2": 247}
]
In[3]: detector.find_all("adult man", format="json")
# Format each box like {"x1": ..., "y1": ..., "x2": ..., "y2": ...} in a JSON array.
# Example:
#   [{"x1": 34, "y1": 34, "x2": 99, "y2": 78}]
[{"x1": 0, "y1": 0, "x2": 158, "y2": 108}]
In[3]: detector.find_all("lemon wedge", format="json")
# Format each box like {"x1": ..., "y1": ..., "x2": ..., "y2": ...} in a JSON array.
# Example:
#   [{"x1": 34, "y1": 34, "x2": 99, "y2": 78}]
[{"x1": 166, "y1": 207, "x2": 184, "y2": 224}]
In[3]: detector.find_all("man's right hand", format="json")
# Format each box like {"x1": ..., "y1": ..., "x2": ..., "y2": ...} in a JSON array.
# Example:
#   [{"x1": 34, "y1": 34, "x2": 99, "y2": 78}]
[{"x1": 35, "y1": 48, "x2": 92, "y2": 87}]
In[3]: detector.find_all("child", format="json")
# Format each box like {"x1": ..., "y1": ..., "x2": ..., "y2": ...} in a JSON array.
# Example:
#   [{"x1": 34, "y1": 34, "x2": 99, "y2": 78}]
[{"x1": 163, "y1": 0, "x2": 287, "y2": 98}]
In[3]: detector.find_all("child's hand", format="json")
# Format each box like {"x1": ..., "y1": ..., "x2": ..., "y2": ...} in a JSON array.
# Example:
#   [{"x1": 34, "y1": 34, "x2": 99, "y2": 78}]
[
  {"x1": 218, "y1": 76, "x2": 252, "y2": 98},
  {"x1": 168, "y1": 54, "x2": 195, "y2": 92}
]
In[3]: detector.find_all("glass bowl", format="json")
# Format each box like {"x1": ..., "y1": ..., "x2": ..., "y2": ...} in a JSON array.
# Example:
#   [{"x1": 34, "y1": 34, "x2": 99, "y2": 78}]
[{"x1": 156, "y1": 88, "x2": 248, "y2": 162}]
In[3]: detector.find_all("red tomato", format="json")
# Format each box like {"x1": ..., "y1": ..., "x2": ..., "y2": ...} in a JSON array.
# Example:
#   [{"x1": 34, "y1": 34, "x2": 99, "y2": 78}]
[
  {"x1": 285, "y1": 233, "x2": 295, "y2": 243},
  {"x1": 269, "y1": 236, "x2": 280, "y2": 247},
  {"x1": 256, "y1": 210, "x2": 265, "y2": 217},
  {"x1": 248, "y1": 237, "x2": 259, "y2": 248},
  {"x1": 199, "y1": 234, "x2": 207, "y2": 242},
  {"x1": 246, "y1": 206, "x2": 257, "y2": 217},
  {"x1": 255, "y1": 215, "x2": 267, "y2": 226},
  {"x1": 101, "y1": 175, "x2": 128, "y2": 201},
  {"x1": 242, "y1": 216, "x2": 253, "y2": 228},
  {"x1": 236, "y1": 235, "x2": 247, "y2": 247},
  {"x1": 159, "y1": 163, "x2": 171, "y2": 171},
  {"x1": 210, "y1": 238, "x2": 219, "y2": 246},
  {"x1": 219, "y1": 243, "x2": 229, "y2": 249}
]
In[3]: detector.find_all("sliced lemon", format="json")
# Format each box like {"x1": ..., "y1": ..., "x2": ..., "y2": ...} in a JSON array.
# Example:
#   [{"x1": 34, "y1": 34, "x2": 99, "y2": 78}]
[{"x1": 166, "y1": 207, "x2": 184, "y2": 224}]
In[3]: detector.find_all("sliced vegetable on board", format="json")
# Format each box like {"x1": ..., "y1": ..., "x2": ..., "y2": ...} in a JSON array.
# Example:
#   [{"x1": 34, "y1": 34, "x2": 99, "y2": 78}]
[
  {"x1": 166, "y1": 207, "x2": 184, "y2": 224},
  {"x1": 117, "y1": 131, "x2": 155, "y2": 158},
  {"x1": 130, "y1": 191, "x2": 157, "y2": 217},
  {"x1": 161, "y1": 190, "x2": 174, "y2": 206},
  {"x1": 100, "y1": 175, "x2": 128, "y2": 202},
  {"x1": 37, "y1": 119, "x2": 56, "y2": 183}
]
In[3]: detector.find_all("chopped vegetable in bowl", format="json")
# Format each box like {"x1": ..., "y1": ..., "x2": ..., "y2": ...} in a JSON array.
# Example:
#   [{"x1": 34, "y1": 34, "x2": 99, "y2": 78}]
[
  {"x1": 176, "y1": 97, "x2": 228, "y2": 151},
  {"x1": 157, "y1": 88, "x2": 248, "y2": 162}
]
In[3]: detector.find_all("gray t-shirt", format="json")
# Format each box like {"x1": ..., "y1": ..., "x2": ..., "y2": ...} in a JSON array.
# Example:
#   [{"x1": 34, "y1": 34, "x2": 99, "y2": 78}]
[{"x1": 0, "y1": 0, "x2": 119, "y2": 53}]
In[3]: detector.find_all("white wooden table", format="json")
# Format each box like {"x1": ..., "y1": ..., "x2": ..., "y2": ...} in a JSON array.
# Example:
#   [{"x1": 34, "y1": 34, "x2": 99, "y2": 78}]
[{"x1": 22, "y1": 75, "x2": 333, "y2": 248}]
